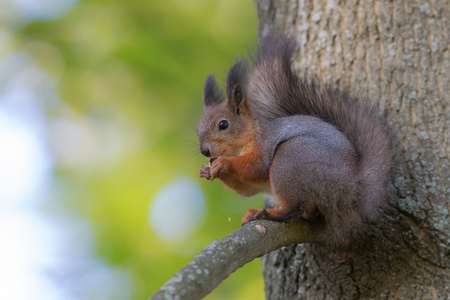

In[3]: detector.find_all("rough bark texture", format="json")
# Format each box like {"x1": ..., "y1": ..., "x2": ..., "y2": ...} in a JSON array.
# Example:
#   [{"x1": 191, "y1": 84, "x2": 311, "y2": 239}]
[{"x1": 256, "y1": 0, "x2": 450, "y2": 299}]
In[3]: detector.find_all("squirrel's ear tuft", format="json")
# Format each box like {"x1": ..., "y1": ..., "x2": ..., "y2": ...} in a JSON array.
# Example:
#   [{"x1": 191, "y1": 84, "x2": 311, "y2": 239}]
[
  {"x1": 203, "y1": 75, "x2": 224, "y2": 110},
  {"x1": 226, "y1": 60, "x2": 249, "y2": 110},
  {"x1": 233, "y1": 85, "x2": 243, "y2": 103}
]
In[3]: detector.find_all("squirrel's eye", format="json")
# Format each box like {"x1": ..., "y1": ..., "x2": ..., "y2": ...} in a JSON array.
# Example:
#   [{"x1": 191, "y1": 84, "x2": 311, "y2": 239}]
[{"x1": 218, "y1": 120, "x2": 229, "y2": 130}]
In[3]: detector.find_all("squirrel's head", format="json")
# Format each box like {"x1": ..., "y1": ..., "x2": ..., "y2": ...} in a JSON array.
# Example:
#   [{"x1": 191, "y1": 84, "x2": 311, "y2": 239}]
[{"x1": 197, "y1": 60, "x2": 254, "y2": 158}]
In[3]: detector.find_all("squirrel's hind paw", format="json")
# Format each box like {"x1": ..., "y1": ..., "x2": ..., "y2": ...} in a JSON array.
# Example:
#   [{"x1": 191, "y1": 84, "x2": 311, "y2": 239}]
[
  {"x1": 241, "y1": 207, "x2": 305, "y2": 226},
  {"x1": 241, "y1": 208, "x2": 268, "y2": 226}
]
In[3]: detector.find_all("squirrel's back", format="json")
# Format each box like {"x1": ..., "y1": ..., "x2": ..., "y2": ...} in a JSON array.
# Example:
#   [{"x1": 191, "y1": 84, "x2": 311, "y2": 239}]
[{"x1": 248, "y1": 33, "x2": 393, "y2": 224}]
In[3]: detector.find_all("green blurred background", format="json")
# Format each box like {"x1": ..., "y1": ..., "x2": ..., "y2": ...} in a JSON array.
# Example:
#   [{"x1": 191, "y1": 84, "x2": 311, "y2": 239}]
[{"x1": 0, "y1": 0, "x2": 266, "y2": 299}]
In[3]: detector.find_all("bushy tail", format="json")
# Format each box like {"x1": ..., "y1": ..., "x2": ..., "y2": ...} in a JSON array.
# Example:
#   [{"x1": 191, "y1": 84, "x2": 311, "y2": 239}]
[{"x1": 248, "y1": 33, "x2": 393, "y2": 221}]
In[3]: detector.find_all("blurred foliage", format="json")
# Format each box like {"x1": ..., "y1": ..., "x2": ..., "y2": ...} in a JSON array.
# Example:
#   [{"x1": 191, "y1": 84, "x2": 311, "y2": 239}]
[{"x1": 11, "y1": 0, "x2": 265, "y2": 299}]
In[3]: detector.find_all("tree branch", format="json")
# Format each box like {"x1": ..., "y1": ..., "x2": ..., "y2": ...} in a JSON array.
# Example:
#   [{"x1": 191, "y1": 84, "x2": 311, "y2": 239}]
[{"x1": 149, "y1": 219, "x2": 318, "y2": 300}]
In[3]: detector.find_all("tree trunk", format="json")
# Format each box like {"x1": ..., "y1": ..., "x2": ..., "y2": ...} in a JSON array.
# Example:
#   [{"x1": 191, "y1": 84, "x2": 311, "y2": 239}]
[{"x1": 256, "y1": 0, "x2": 450, "y2": 299}]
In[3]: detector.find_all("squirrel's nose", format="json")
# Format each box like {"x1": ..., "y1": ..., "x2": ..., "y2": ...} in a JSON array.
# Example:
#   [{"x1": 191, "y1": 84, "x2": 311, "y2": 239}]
[{"x1": 200, "y1": 146, "x2": 210, "y2": 157}]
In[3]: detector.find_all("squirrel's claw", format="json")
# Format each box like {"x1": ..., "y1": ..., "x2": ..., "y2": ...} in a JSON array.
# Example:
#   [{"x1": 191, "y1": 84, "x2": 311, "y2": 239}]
[{"x1": 199, "y1": 165, "x2": 211, "y2": 180}]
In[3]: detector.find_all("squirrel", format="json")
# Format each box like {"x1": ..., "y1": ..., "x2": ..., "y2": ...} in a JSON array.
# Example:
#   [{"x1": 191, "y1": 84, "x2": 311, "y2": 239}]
[{"x1": 197, "y1": 33, "x2": 392, "y2": 246}]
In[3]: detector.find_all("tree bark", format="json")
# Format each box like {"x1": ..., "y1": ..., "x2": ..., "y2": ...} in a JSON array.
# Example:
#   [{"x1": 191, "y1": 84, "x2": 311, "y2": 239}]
[
  {"x1": 150, "y1": 219, "x2": 320, "y2": 300},
  {"x1": 256, "y1": 0, "x2": 450, "y2": 299}
]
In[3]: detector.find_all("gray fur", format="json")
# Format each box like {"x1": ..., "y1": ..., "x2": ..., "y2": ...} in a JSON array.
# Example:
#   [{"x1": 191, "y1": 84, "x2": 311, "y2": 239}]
[
  {"x1": 248, "y1": 33, "x2": 393, "y2": 245},
  {"x1": 262, "y1": 116, "x2": 364, "y2": 244}
]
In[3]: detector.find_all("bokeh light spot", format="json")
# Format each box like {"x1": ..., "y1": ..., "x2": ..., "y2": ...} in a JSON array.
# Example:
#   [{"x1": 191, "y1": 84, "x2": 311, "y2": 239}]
[
  {"x1": 11, "y1": 0, "x2": 78, "y2": 21},
  {"x1": 149, "y1": 177, "x2": 205, "y2": 242}
]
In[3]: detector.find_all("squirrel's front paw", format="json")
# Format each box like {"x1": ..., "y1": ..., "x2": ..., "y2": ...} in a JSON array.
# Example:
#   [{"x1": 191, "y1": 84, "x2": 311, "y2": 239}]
[
  {"x1": 210, "y1": 156, "x2": 228, "y2": 181},
  {"x1": 199, "y1": 164, "x2": 211, "y2": 180}
]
